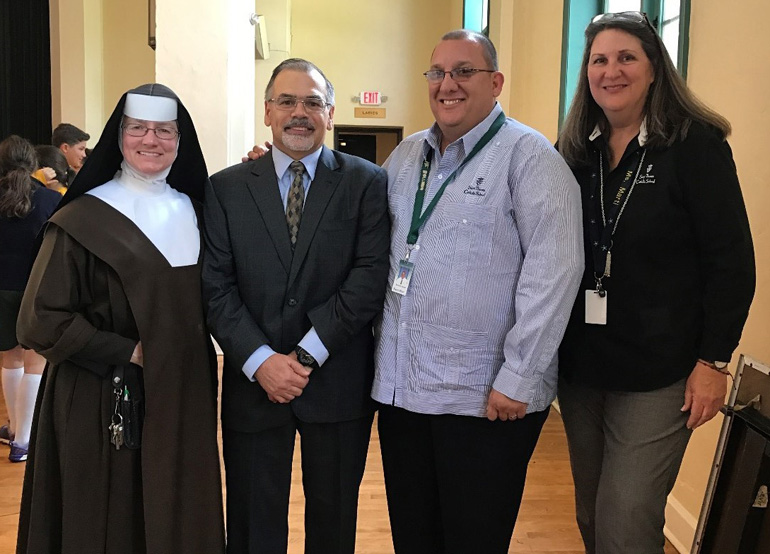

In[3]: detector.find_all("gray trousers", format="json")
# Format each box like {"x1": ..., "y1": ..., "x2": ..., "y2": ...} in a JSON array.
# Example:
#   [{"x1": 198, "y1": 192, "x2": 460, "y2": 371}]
[{"x1": 558, "y1": 378, "x2": 692, "y2": 554}]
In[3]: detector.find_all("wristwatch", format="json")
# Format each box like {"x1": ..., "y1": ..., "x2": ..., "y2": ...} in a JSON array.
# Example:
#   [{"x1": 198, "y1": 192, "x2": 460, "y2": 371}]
[
  {"x1": 295, "y1": 346, "x2": 318, "y2": 369},
  {"x1": 699, "y1": 359, "x2": 728, "y2": 371}
]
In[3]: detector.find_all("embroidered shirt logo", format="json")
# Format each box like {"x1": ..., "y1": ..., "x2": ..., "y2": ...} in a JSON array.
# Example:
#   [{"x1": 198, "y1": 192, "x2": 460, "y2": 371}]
[
  {"x1": 464, "y1": 177, "x2": 487, "y2": 197},
  {"x1": 637, "y1": 163, "x2": 656, "y2": 185}
]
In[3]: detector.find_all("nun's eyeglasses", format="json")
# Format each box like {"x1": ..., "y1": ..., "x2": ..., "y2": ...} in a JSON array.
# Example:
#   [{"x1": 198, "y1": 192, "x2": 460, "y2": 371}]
[
  {"x1": 591, "y1": 11, "x2": 655, "y2": 31},
  {"x1": 122, "y1": 123, "x2": 180, "y2": 140}
]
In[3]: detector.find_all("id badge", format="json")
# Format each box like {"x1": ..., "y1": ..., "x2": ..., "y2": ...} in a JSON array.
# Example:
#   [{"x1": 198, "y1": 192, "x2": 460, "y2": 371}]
[
  {"x1": 391, "y1": 260, "x2": 415, "y2": 296},
  {"x1": 585, "y1": 289, "x2": 607, "y2": 325}
]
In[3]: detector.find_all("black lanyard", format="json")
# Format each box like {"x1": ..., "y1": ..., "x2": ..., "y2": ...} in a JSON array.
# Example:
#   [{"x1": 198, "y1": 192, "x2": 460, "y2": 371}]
[
  {"x1": 587, "y1": 147, "x2": 647, "y2": 292},
  {"x1": 405, "y1": 112, "x2": 506, "y2": 248}
]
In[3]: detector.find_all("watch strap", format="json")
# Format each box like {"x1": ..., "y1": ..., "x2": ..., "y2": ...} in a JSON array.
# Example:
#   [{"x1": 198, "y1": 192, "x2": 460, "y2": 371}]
[{"x1": 699, "y1": 359, "x2": 729, "y2": 372}]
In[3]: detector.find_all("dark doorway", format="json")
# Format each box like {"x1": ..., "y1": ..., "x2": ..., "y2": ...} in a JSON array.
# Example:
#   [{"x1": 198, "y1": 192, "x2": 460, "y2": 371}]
[
  {"x1": 338, "y1": 134, "x2": 376, "y2": 163},
  {"x1": 334, "y1": 126, "x2": 402, "y2": 166}
]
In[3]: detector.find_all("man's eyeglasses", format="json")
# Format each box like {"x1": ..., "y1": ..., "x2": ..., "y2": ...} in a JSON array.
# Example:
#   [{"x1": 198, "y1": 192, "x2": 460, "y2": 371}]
[
  {"x1": 591, "y1": 11, "x2": 656, "y2": 31},
  {"x1": 267, "y1": 96, "x2": 332, "y2": 113},
  {"x1": 423, "y1": 68, "x2": 496, "y2": 83},
  {"x1": 122, "y1": 123, "x2": 179, "y2": 140}
]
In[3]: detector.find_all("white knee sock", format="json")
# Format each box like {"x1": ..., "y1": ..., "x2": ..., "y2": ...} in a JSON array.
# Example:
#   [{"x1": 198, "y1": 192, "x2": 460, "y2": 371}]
[
  {"x1": 1, "y1": 366, "x2": 23, "y2": 435},
  {"x1": 14, "y1": 373, "x2": 42, "y2": 449}
]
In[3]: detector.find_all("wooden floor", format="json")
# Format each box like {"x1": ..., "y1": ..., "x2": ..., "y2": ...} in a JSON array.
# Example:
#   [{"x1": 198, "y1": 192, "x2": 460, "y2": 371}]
[{"x1": 0, "y1": 389, "x2": 679, "y2": 553}]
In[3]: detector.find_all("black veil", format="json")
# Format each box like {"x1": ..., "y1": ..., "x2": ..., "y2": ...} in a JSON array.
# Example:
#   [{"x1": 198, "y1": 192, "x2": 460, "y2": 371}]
[{"x1": 57, "y1": 83, "x2": 208, "y2": 212}]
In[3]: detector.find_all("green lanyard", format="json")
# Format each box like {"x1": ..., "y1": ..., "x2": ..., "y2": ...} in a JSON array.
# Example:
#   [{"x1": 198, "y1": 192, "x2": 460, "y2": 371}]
[{"x1": 406, "y1": 112, "x2": 506, "y2": 247}]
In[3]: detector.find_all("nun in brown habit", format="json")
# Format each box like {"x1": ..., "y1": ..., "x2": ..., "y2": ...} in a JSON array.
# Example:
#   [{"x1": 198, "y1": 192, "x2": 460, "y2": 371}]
[{"x1": 15, "y1": 84, "x2": 225, "y2": 554}]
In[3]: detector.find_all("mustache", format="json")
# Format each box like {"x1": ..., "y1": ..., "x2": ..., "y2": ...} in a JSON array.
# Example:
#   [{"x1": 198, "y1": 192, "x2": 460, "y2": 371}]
[{"x1": 284, "y1": 118, "x2": 315, "y2": 131}]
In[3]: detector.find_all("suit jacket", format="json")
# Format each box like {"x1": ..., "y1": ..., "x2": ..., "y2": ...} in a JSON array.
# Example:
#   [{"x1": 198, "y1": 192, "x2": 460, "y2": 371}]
[{"x1": 203, "y1": 146, "x2": 390, "y2": 433}]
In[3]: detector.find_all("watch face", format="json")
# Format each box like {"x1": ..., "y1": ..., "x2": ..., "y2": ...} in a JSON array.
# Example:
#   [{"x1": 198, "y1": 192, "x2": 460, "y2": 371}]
[
  {"x1": 296, "y1": 348, "x2": 315, "y2": 366},
  {"x1": 715, "y1": 361, "x2": 728, "y2": 369}
]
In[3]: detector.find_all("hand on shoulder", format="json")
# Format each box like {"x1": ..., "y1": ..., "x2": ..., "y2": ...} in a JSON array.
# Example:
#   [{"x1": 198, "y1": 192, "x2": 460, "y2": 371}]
[{"x1": 242, "y1": 141, "x2": 272, "y2": 163}]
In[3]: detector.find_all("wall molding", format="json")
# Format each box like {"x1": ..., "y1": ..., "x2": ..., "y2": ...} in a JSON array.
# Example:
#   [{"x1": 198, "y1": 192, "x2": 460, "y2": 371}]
[{"x1": 664, "y1": 494, "x2": 698, "y2": 553}]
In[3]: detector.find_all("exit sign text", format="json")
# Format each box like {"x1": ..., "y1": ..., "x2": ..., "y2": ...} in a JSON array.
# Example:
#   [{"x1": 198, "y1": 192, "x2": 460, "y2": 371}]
[{"x1": 360, "y1": 91, "x2": 381, "y2": 105}]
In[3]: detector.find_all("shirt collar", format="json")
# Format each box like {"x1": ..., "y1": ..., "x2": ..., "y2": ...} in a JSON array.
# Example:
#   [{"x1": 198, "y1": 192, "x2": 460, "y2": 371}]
[
  {"x1": 588, "y1": 118, "x2": 648, "y2": 146},
  {"x1": 272, "y1": 145, "x2": 323, "y2": 181},
  {"x1": 425, "y1": 102, "x2": 504, "y2": 156}
]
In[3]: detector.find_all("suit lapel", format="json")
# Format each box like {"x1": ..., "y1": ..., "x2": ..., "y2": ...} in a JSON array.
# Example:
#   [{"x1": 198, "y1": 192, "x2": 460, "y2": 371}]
[
  {"x1": 246, "y1": 156, "x2": 293, "y2": 274},
  {"x1": 288, "y1": 147, "x2": 342, "y2": 287}
]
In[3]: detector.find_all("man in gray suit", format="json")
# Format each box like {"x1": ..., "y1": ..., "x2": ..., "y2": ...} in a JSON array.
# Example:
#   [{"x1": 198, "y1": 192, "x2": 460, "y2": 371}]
[{"x1": 202, "y1": 58, "x2": 390, "y2": 554}]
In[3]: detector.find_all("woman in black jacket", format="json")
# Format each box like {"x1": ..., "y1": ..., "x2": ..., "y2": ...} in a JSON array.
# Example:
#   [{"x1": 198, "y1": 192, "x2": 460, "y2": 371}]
[
  {"x1": 0, "y1": 135, "x2": 60, "y2": 463},
  {"x1": 557, "y1": 12, "x2": 755, "y2": 554}
]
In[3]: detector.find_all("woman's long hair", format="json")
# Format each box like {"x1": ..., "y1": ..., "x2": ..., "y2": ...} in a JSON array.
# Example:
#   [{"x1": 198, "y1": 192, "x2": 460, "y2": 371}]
[
  {"x1": 0, "y1": 135, "x2": 38, "y2": 218},
  {"x1": 558, "y1": 14, "x2": 731, "y2": 168}
]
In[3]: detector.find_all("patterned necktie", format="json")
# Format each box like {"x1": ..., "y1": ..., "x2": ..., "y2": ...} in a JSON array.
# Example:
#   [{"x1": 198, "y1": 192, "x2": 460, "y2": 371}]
[{"x1": 286, "y1": 160, "x2": 306, "y2": 249}]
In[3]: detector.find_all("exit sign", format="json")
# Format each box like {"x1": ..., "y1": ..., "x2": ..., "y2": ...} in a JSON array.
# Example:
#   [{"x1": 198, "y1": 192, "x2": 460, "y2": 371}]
[{"x1": 360, "y1": 91, "x2": 381, "y2": 105}]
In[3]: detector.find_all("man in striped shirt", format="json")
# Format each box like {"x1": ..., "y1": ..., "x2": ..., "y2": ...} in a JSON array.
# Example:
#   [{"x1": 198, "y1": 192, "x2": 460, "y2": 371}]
[{"x1": 372, "y1": 30, "x2": 584, "y2": 553}]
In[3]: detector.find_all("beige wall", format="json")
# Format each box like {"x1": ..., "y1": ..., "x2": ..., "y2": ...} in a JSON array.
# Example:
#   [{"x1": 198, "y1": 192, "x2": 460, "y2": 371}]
[
  {"x1": 82, "y1": 0, "x2": 104, "y2": 135},
  {"x1": 254, "y1": 0, "x2": 292, "y2": 140},
  {"x1": 50, "y1": 0, "x2": 104, "y2": 143},
  {"x1": 254, "y1": 0, "x2": 463, "y2": 148},
  {"x1": 52, "y1": 0, "x2": 88, "y2": 132},
  {"x1": 669, "y1": 0, "x2": 770, "y2": 536},
  {"x1": 53, "y1": 0, "x2": 258, "y2": 170},
  {"x1": 50, "y1": 0, "x2": 104, "y2": 139},
  {"x1": 504, "y1": 0, "x2": 564, "y2": 143},
  {"x1": 155, "y1": 0, "x2": 256, "y2": 172},
  {"x1": 83, "y1": 0, "x2": 104, "y2": 135},
  {"x1": 51, "y1": 0, "x2": 154, "y2": 143},
  {"x1": 102, "y1": 0, "x2": 155, "y2": 122},
  {"x1": 488, "y1": 0, "x2": 513, "y2": 115}
]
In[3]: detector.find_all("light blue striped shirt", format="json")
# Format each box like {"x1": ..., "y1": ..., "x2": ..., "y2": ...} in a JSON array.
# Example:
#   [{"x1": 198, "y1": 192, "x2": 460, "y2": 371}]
[{"x1": 372, "y1": 104, "x2": 584, "y2": 416}]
